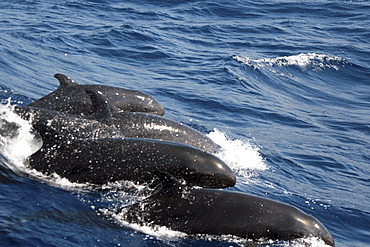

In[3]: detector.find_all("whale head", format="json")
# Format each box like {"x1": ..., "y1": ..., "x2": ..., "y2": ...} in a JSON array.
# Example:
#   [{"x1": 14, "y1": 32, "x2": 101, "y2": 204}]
[
  {"x1": 252, "y1": 198, "x2": 335, "y2": 246},
  {"x1": 110, "y1": 90, "x2": 165, "y2": 116},
  {"x1": 288, "y1": 212, "x2": 335, "y2": 246}
]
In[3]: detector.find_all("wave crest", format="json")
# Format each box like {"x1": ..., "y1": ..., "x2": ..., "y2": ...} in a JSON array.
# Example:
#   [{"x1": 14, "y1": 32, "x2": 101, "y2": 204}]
[{"x1": 234, "y1": 53, "x2": 348, "y2": 71}]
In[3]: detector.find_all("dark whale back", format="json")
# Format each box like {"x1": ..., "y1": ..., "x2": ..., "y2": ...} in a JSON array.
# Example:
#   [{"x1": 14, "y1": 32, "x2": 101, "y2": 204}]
[
  {"x1": 123, "y1": 172, "x2": 335, "y2": 247},
  {"x1": 15, "y1": 89, "x2": 123, "y2": 140},
  {"x1": 28, "y1": 125, "x2": 236, "y2": 188},
  {"x1": 27, "y1": 74, "x2": 218, "y2": 153},
  {"x1": 15, "y1": 106, "x2": 122, "y2": 140},
  {"x1": 27, "y1": 73, "x2": 165, "y2": 116},
  {"x1": 111, "y1": 111, "x2": 221, "y2": 153}
]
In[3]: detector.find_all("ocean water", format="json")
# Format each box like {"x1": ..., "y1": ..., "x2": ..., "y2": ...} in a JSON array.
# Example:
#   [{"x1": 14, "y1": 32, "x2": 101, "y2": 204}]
[{"x1": 0, "y1": 0, "x2": 369, "y2": 246}]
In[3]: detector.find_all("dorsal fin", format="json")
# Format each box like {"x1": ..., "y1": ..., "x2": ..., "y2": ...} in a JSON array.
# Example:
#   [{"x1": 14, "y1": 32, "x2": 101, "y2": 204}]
[
  {"x1": 85, "y1": 89, "x2": 114, "y2": 126},
  {"x1": 153, "y1": 171, "x2": 184, "y2": 192},
  {"x1": 54, "y1": 73, "x2": 80, "y2": 87}
]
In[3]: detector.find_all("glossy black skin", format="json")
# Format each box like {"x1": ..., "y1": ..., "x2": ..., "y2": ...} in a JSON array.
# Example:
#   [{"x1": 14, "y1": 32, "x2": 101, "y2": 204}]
[
  {"x1": 111, "y1": 111, "x2": 221, "y2": 153},
  {"x1": 19, "y1": 91, "x2": 233, "y2": 188},
  {"x1": 27, "y1": 73, "x2": 165, "y2": 116},
  {"x1": 28, "y1": 123, "x2": 236, "y2": 188},
  {"x1": 123, "y1": 172, "x2": 335, "y2": 247}
]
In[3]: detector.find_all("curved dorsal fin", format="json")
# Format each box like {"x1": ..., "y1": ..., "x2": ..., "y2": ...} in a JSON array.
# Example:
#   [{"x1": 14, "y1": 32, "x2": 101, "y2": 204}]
[
  {"x1": 54, "y1": 73, "x2": 80, "y2": 87},
  {"x1": 85, "y1": 89, "x2": 114, "y2": 126}
]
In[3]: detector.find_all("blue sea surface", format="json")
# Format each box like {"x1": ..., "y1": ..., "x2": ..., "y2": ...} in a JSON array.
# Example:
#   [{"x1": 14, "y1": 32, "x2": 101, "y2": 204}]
[{"x1": 0, "y1": 0, "x2": 369, "y2": 246}]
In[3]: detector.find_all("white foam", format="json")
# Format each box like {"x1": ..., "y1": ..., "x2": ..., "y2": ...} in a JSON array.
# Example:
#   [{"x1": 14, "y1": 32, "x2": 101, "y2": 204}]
[
  {"x1": 207, "y1": 129, "x2": 267, "y2": 179},
  {"x1": 0, "y1": 102, "x2": 41, "y2": 171},
  {"x1": 110, "y1": 209, "x2": 187, "y2": 241},
  {"x1": 277, "y1": 236, "x2": 333, "y2": 247},
  {"x1": 234, "y1": 53, "x2": 347, "y2": 71}
]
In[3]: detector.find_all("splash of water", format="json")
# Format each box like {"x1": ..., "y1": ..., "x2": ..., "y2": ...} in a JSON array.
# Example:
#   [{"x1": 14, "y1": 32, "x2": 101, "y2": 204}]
[
  {"x1": 207, "y1": 128, "x2": 267, "y2": 179},
  {"x1": 0, "y1": 102, "x2": 41, "y2": 170}
]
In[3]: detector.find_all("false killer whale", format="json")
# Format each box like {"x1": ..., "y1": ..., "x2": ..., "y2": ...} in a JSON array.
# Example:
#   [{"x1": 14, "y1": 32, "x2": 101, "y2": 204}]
[
  {"x1": 122, "y1": 172, "x2": 335, "y2": 247},
  {"x1": 27, "y1": 73, "x2": 165, "y2": 116},
  {"x1": 61, "y1": 88, "x2": 219, "y2": 153},
  {"x1": 28, "y1": 121, "x2": 236, "y2": 188},
  {"x1": 83, "y1": 89, "x2": 220, "y2": 153},
  {"x1": 0, "y1": 90, "x2": 121, "y2": 141},
  {"x1": 27, "y1": 75, "x2": 219, "y2": 152},
  {"x1": 110, "y1": 111, "x2": 220, "y2": 153}
]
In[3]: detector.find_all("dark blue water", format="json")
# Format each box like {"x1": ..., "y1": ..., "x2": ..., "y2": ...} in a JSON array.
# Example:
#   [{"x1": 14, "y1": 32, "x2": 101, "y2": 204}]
[{"x1": 1, "y1": 0, "x2": 369, "y2": 246}]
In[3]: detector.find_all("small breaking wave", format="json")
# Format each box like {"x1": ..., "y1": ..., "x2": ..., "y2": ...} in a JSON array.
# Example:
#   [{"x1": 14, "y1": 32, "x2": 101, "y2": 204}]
[{"x1": 234, "y1": 53, "x2": 348, "y2": 71}]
